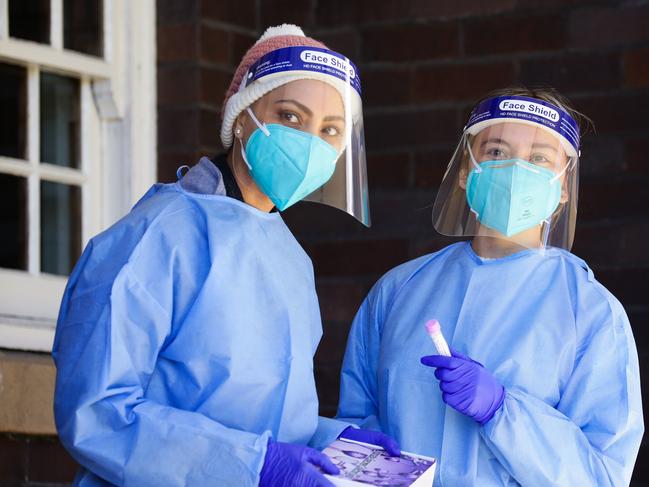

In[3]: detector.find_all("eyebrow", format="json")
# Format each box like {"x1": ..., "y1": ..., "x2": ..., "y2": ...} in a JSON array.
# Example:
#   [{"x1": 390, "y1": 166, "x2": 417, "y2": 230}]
[
  {"x1": 480, "y1": 138, "x2": 511, "y2": 148},
  {"x1": 274, "y1": 99, "x2": 345, "y2": 123},
  {"x1": 480, "y1": 138, "x2": 558, "y2": 153},
  {"x1": 531, "y1": 143, "x2": 558, "y2": 153}
]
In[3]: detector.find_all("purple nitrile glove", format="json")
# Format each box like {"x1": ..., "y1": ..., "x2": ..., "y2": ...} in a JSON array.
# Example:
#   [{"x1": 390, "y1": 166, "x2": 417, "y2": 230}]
[
  {"x1": 420, "y1": 348, "x2": 505, "y2": 425},
  {"x1": 259, "y1": 439, "x2": 339, "y2": 487},
  {"x1": 338, "y1": 427, "x2": 401, "y2": 457}
]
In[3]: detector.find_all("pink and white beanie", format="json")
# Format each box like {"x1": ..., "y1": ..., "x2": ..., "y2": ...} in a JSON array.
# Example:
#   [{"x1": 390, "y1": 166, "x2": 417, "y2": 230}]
[{"x1": 220, "y1": 24, "x2": 331, "y2": 149}]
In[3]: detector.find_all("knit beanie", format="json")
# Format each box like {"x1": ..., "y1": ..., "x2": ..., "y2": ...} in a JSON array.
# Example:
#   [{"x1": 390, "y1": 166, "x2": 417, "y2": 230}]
[{"x1": 220, "y1": 24, "x2": 333, "y2": 149}]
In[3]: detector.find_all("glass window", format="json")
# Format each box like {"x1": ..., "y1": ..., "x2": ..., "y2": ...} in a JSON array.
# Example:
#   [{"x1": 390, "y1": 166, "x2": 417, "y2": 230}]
[
  {"x1": 64, "y1": 0, "x2": 103, "y2": 57},
  {"x1": 0, "y1": 63, "x2": 27, "y2": 160},
  {"x1": 0, "y1": 174, "x2": 28, "y2": 271},
  {"x1": 40, "y1": 181, "x2": 81, "y2": 276},
  {"x1": 8, "y1": 0, "x2": 51, "y2": 44},
  {"x1": 40, "y1": 72, "x2": 80, "y2": 168},
  {"x1": 0, "y1": 0, "x2": 157, "y2": 354}
]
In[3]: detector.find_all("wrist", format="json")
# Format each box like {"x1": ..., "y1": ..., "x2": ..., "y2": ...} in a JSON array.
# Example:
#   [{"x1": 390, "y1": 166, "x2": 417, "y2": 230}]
[
  {"x1": 338, "y1": 426, "x2": 356, "y2": 439},
  {"x1": 479, "y1": 385, "x2": 506, "y2": 426}
]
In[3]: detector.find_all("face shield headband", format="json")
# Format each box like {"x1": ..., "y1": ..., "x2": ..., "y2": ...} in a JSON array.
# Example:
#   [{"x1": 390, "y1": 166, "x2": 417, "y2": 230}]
[
  {"x1": 464, "y1": 95, "x2": 580, "y2": 158},
  {"x1": 242, "y1": 45, "x2": 361, "y2": 99}
]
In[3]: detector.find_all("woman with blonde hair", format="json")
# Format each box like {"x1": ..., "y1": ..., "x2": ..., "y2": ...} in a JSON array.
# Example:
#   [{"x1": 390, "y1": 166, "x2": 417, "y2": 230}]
[{"x1": 337, "y1": 86, "x2": 643, "y2": 486}]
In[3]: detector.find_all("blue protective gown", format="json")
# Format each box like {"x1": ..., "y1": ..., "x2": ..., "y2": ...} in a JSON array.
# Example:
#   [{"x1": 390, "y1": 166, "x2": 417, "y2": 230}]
[
  {"x1": 53, "y1": 177, "x2": 348, "y2": 486},
  {"x1": 337, "y1": 241, "x2": 643, "y2": 486}
]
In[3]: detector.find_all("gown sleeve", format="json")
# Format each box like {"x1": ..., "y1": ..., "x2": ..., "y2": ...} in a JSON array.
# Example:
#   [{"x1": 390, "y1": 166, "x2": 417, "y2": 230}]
[
  {"x1": 335, "y1": 284, "x2": 385, "y2": 432},
  {"x1": 53, "y1": 234, "x2": 270, "y2": 486},
  {"x1": 308, "y1": 416, "x2": 353, "y2": 450},
  {"x1": 480, "y1": 283, "x2": 644, "y2": 486}
]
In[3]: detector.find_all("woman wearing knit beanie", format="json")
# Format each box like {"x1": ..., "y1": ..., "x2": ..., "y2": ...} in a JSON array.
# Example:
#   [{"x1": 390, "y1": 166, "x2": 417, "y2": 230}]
[{"x1": 52, "y1": 24, "x2": 397, "y2": 487}]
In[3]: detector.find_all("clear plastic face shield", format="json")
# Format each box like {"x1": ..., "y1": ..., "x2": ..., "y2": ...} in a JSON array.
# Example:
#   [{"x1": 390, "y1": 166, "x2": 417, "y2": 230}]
[
  {"x1": 237, "y1": 46, "x2": 370, "y2": 226},
  {"x1": 432, "y1": 95, "x2": 581, "y2": 250}
]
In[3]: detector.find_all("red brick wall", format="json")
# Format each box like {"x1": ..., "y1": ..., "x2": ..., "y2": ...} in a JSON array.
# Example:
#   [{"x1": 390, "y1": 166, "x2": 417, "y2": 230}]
[
  {"x1": 157, "y1": 0, "x2": 258, "y2": 182},
  {"x1": 0, "y1": 434, "x2": 77, "y2": 486},
  {"x1": 4, "y1": 0, "x2": 646, "y2": 485},
  {"x1": 159, "y1": 0, "x2": 649, "y2": 484}
]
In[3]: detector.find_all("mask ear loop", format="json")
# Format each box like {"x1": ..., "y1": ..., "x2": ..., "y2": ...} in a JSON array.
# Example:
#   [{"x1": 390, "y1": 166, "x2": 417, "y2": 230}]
[
  {"x1": 238, "y1": 136, "x2": 252, "y2": 170},
  {"x1": 237, "y1": 106, "x2": 270, "y2": 171},
  {"x1": 246, "y1": 107, "x2": 270, "y2": 136},
  {"x1": 465, "y1": 136, "x2": 482, "y2": 173},
  {"x1": 549, "y1": 156, "x2": 573, "y2": 183}
]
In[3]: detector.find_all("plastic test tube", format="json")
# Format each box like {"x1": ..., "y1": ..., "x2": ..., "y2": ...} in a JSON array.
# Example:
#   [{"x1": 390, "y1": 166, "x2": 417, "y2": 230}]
[{"x1": 425, "y1": 319, "x2": 451, "y2": 357}]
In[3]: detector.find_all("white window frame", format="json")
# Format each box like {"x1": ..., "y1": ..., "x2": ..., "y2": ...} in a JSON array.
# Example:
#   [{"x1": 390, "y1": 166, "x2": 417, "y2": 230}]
[{"x1": 0, "y1": 0, "x2": 156, "y2": 352}]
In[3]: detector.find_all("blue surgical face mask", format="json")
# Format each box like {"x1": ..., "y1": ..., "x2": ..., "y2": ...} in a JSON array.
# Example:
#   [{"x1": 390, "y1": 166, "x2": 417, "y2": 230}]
[
  {"x1": 239, "y1": 108, "x2": 339, "y2": 211},
  {"x1": 465, "y1": 143, "x2": 564, "y2": 237}
]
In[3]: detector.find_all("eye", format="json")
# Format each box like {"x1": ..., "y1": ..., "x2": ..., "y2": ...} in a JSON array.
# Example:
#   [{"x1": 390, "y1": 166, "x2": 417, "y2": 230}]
[
  {"x1": 485, "y1": 147, "x2": 508, "y2": 160},
  {"x1": 322, "y1": 126, "x2": 340, "y2": 137},
  {"x1": 280, "y1": 111, "x2": 300, "y2": 124},
  {"x1": 529, "y1": 153, "x2": 553, "y2": 166}
]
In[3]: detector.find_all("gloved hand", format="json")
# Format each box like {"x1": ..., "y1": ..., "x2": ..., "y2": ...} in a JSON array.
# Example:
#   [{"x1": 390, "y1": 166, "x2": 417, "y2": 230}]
[
  {"x1": 338, "y1": 426, "x2": 401, "y2": 456},
  {"x1": 420, "y1": 348, "x2": 505, "y2": 425},
  {"x1": 259, "y1": 439, "x2": 339, "y2": 487}
]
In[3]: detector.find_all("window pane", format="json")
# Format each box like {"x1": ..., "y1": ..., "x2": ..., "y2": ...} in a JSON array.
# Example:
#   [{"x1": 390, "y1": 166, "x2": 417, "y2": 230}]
[
  {"x1": 9, "y1": 0, "x2": 50, "y2": 44},
  {"x1": 0, "y1": 174, "x2": 28, "y2": 270},
  {"x1": 40, "y1": 72, "x2": 80, "y2": 168},
  {"x1": 40, "y1": 181, "x2": 81, "y2": 275},
  {"x1": 64, "y1": 0, "x2": 103, "y2": 57},
  {"x1": 0, "y1": 63, "x2": 27, "y2": 159}
]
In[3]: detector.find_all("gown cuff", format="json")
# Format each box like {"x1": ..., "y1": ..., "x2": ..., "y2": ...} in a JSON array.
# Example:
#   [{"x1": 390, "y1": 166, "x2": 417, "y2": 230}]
[{"x1": 309, "y1": 416, "x2": 353, "y2": 450}]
